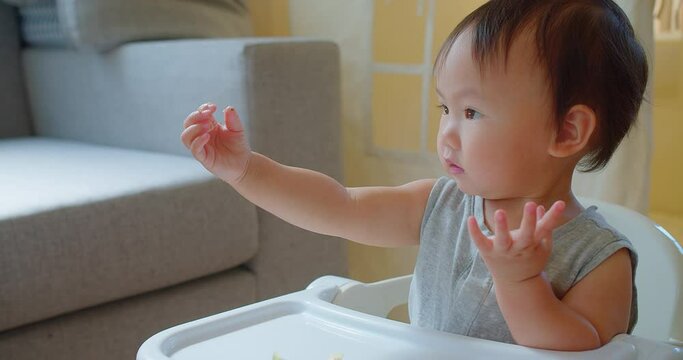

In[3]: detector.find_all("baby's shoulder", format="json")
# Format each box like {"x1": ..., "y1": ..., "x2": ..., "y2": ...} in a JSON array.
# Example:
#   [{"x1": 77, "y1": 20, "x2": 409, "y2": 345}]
[
  {"x1": 548, "y1": 206, "x2": 636, "y2": 289},
  {"x1": 555, "y1": 206, "x2": 632, "y2": 250}
]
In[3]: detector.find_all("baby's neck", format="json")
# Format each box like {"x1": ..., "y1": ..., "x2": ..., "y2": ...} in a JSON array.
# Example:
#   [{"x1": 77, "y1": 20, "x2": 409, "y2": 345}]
[{"x1": 482, "y1": 192, "x2": 584, "y2": 232}]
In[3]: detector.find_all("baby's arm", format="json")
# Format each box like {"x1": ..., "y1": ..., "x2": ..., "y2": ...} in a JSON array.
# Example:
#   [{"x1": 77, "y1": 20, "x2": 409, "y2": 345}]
[
  {"x1": 493, "y1": 249, "x2": 632, "y2": 350},
  {"x1": 235, "y1": 152, "x2": 434, "y2": 247},
  {"x1": 181, "y1": 103, "x2": 434, "y2": 247},
  {"x1": 468, "y1": 203, "x2": 633, "y2": 350}
]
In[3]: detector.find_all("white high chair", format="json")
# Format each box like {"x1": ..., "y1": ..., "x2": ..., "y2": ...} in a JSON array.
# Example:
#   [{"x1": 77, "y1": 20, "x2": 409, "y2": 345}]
[
  {"x1": 138, "y1": 199, "x2": 683, "y2": 359},
  {"x1": 579, "y1": 198, "x2": 683, "y2": 345}
]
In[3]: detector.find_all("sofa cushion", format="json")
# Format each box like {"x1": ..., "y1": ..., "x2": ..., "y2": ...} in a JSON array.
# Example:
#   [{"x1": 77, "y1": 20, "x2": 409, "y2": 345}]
[
  {"x1": 0, "y1": 2, "x2": 33, "y2": 138},
  {"x1": 1, "y1": 0, "x2": 47, "y2": 5},
  {"x1": 0, "y1": 137, "x2": 259, "y2": 332},
  {"x1": 15, "y1": 0, "x2": 68, "y2": 47},
  {"x1": 0, "y1": 268, "x2": 255, "y2": 360},
  {"x1": 11, "y1": 0, "x2": 252, "y2": 51}
]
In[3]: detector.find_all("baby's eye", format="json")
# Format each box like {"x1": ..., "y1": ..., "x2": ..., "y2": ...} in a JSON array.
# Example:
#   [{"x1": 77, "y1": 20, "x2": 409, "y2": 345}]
[
  {"x1": 437, "y1": 104, "x2": 449, "y2": 115},
  {"x1": 464, "y1": 108, "x2": 481, "y2": 120}
]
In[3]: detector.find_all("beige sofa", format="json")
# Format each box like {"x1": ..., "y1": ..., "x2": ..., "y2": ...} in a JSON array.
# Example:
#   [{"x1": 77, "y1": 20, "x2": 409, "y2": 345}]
[{"x1": 0, "y1": 1, "x2": 347, "y2": 359}]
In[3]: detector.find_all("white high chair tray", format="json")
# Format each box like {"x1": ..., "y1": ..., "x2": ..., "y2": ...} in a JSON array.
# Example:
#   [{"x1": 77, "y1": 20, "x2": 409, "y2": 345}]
[{"x1": 138, "y1": 276, "x2": 681, "y2": 360}]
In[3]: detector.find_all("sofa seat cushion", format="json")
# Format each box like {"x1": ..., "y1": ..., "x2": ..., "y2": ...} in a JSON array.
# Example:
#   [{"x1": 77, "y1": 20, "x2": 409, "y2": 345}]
[
  {"x1": 0, "y1": 137, "x2": 258, "y2": 332},
  {"x1": 0, "y1": 268, "x2": 256, "y2": 360}
]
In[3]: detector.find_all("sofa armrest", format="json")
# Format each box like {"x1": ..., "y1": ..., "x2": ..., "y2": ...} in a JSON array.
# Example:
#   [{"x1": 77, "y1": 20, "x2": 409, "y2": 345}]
[{"x1": 238, "y1": 40, "x2": 348, "y2": 299}]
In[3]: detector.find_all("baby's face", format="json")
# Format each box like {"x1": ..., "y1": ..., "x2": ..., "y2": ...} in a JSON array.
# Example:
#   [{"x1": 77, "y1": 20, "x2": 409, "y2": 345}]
[{"x1": 435, "y1": 28, "x2": 559, "y2": 199}]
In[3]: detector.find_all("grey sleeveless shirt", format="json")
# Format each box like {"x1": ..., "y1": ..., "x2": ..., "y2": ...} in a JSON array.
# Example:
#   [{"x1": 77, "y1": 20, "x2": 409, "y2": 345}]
[{"x1": 408, "y1": 177, "x2": 638, "y2": 343}]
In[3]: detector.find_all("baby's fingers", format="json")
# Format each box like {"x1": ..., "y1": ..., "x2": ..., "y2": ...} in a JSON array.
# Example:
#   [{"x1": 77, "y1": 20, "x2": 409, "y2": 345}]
[
  {"x1": 493, "y1": 210, "x2": 512, "y2": 251},
  {"x1": 537, "y1": 205, "x2": 546, "y2": 219},
  {"x1": 183, "y1": 103, "x2": 217, "y2": 128},
  {"x1": 516, "y1": 202, "x2": 537, "y2": 249},
  {"x1": 535, "y1": 201, "x2": 565, "y2": 246},
  {"x1": 223, "y1": 106, "x2": 244, "y2": 132},
  {"x1": 181, "y1": 123, "x2": 210, "y2": 149},
  {"x1": 468, "y1": 216, "x2": 493, "y2": 253},
  {"x1": 538, "y1": 201, "x2": 565, "y2": 230},
  {"x1": 190, "y1": 133, "x2": 210, "y2": 161}
]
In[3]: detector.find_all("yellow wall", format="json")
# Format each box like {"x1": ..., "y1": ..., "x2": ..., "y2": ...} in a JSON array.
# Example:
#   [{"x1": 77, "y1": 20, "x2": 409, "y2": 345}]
[
  {"x1": 371, "y1": 0, "x2": 486, "y2": 155},
  {"x1": 351, "y1": 0, "x2": 488, "y2": 282},
  {"x1": 249, "y1": 0, "x2": 290, "y2": 36},
  {"x1": 650, "y1": 38, "x2": 683, "y2": 242}
]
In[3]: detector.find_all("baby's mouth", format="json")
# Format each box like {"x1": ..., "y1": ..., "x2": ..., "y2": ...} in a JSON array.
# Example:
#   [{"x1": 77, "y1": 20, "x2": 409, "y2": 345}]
[
  {"x1": 442, "y1": 148, "x2": 464, "y2": 173},
  {"x1": 445, "y1": 159, "x2": 464, "y2": 174}
]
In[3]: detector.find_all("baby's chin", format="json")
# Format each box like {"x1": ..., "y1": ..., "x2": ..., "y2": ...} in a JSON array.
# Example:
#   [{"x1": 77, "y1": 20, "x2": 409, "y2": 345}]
[
  {"x1": 450, "y1": 177, "x2": 476, "y2": 196},
  {"x1": 450, "y1": 178, "x2": 498, "y2": 199}
]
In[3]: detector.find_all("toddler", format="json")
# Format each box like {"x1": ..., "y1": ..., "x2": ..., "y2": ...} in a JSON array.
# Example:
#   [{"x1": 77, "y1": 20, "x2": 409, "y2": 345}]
[{"x1": 180, "y1": 0, "x2": 647, "y2": 351}]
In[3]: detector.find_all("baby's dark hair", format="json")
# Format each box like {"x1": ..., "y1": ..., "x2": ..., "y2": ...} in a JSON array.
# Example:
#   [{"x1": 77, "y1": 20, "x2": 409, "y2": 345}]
[{"x1": 435, "y1": 0, "x2": 648, "y2": 172}]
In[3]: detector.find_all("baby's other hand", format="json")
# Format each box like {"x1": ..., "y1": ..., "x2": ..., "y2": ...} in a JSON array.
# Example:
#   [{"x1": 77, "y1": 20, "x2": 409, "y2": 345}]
[
  {"x1": 181, "y1": 103, "x2": 252, "y2": 184},
  {"x1": 467, "y1": 201, "x2": 566, "y2": 284}
]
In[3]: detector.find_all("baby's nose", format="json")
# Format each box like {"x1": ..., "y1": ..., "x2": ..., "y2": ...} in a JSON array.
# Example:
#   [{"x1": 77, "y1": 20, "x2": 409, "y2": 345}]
[
  {"x1": 440, "y1": 125, "x2": 461, "y2": 149},
  {"x1": 442, "y1": 146, "x2": 453, "y2": 159}
]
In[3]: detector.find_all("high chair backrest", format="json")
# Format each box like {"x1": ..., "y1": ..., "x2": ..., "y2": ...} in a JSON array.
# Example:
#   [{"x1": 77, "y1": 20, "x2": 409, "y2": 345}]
[{"x1": 579, "y1": 197, "x2": 683, "y2": 345}]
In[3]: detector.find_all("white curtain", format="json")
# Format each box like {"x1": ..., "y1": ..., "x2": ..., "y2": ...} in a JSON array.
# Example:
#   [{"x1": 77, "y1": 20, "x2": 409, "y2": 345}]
[
  {"x1": 654, "y1": 0, "x2": 682, "y2": 33},
  {"x1": 572, "y1": 0, "x2": 655, "y2": 214}
]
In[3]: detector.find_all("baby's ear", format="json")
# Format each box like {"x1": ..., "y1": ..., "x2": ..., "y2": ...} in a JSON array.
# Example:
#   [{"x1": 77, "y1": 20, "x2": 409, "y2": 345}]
[{"x1": 548, "y1": 104, "x2": 596, "y2": 158}]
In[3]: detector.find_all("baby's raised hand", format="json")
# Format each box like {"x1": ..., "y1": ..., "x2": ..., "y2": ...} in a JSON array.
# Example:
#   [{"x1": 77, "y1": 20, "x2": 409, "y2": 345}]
[
  {"x1": 181, "y1": 103, "x2": 252, "y2": 184},
  {"x1": 467, "y1": 201, "x2": 566, "y2": 284}
]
